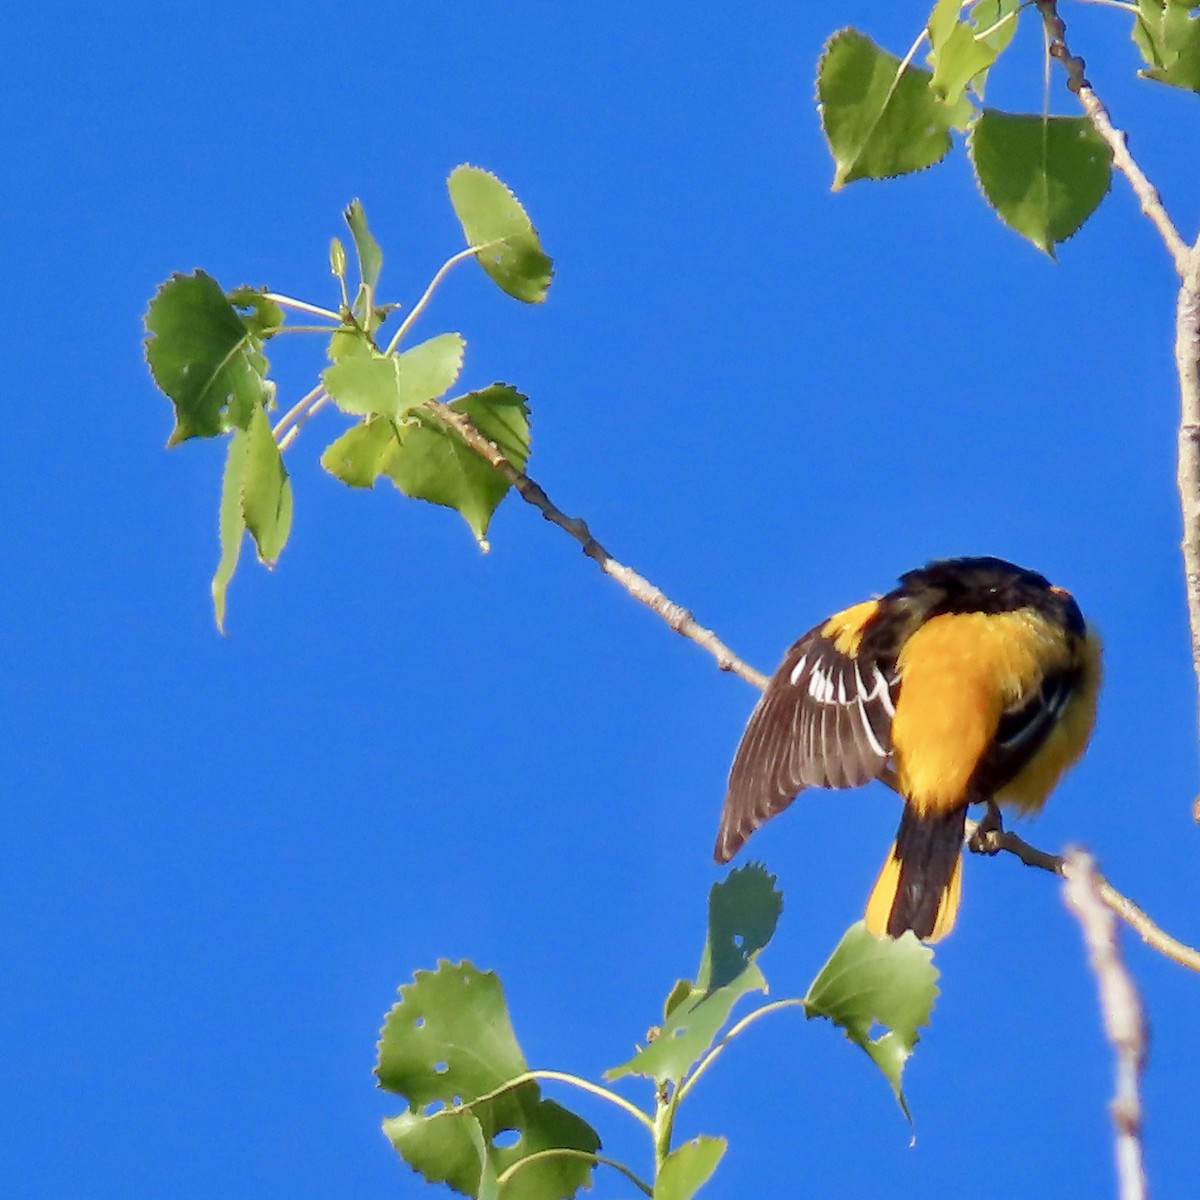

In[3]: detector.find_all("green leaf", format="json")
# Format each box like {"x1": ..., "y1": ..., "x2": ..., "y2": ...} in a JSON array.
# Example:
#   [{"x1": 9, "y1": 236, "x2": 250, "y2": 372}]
[
  {"x1": 927, "y1": 0, "x2": 961, "y2": 51},
  {"x1": 145, "y1": 271, "x2": 275, "y2": 445},
  {"x1": 320, "y1": 417, "x2": 403, "y2": 488},
  {"x1": 241, "y1": 403, "x2": 292, "y2": 566},
  {"x1": 448, "y1": 165, "x2": 554, "y2": 303},
  {"x1": 968, "y1": 110, "x2": 1112, "y2": 256},
  {"x1": 803, "y1": 922, "x2": 938, "y2": 1120},
  {"x1": 928, "y1": 18, "x2": 999, "y2": 104},
  {"x1": 966, "y1": 0, "x2": 1020, "y2": 98},
  {"x1": 227, "y1": 286, "x2": 284, "y2": 337},
  {"x1": 322, "y1": 334, "x2": 465, "y2": 419},
  {"x1": 698, "y1": 862, "x2": 783, "y2": 993},
  {"x1": 344, "y1": 198, "x2": 383, "y2": 290},
  {"x1": 656, "y1": 1136, "x2": 727, "y2": 1200},
  {"x1": 377, "y1": 961, "x2": 599, "y2": 1200},
  {"x1": 385, "y1": 385, "x2": 530, "y2": 545},
  {"x1": 608, "y1": 865, "x2": 779, "y2": 1086},
  {"x1": 212, "y1": 427, "x2": 249, "y2": 634},
  {"x1": 818, "y1": 27, "x2": 973, "y2": 189},
  {"x1": 1133, "y1": 0, "x2": 1200, "y2": 93}
]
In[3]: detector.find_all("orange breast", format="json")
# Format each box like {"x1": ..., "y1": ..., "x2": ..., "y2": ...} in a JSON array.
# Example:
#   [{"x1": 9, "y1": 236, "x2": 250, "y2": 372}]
[{"x1": 890, "y1": 609, "x2": 1077, "y2": 815}]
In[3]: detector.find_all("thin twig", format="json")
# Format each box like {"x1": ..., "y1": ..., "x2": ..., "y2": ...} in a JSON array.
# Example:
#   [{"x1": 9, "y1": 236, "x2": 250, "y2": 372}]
[
  {"x1": 425, "y1": 399, "x2": 769, "y2": 688},
  {"x1": 1036, "y1": 1, "x2": 1190, "y2": 273},
  {"x1": 1062, "y1": 849, "x2": 1149, "y2": 1200},
  {"x1": 966, "y1": 823, "x2": 1200, "y2": 973}
]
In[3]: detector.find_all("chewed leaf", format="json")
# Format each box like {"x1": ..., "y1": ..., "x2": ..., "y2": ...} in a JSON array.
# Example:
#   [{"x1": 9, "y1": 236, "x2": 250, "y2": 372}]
[
  {"x1": 448, "y1": 165, "x2": 553, "y2": 303},
  {"x1": 377, "y1": 961, "x2": 599, "y2": 1200},
  {"x1": 818, "y1": 28, "x2": 972, "y2": 189},
  {"x1": 699, "y1": 863, "x2": 782, "y2": 993},
  {"x1": 609, "y1": 864, "x2": 780, "y2": 1086},
  {"x1": 804, "y1": 922, "x2": 938, "y2": 1120},
  {"x1": 968, "y1": 110, "x2": 1112, "y2": 256},
  {"x1": 145, "y1": 271, "x2": 275, "y2": 445}
]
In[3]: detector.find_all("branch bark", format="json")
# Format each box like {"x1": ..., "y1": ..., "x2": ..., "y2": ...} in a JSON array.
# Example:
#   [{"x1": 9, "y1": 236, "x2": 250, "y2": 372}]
[
  {"x1": 1062, "y1": 849, "x2": 1150, "y2": 1200},
  {"x1": 426, "y1": 399, "x2": 768, "y2": 690}
]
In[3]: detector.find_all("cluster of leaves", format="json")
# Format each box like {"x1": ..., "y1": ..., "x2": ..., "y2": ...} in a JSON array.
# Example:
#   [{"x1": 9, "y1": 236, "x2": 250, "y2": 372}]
[
  {"x1": 144, "y1": 166, "x2": 552, "y2": 630},
  {"x1": 375, "y1": 865, "x2": 938, "y2": 1200},
  {"x1": 819, "y1": 0, "x2": 1200, "y2": 255}
]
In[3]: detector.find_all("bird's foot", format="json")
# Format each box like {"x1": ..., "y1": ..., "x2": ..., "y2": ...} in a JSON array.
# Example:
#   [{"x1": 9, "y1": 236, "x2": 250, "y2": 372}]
[{"x1": 967, "y1": 801, "x2": 1004, "y2": 856}]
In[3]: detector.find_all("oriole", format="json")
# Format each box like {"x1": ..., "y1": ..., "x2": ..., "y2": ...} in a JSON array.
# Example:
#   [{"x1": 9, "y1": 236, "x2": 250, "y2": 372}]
[{"x1": 713, "y1": 557, "x2": 1101, "y2": 941}]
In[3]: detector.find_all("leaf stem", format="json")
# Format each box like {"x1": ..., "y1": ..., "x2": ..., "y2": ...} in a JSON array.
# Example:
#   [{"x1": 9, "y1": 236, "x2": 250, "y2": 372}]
[
  {"x1": 676, "y1": 998, "x2": 809, "y2": 1106},
  {"x1": 526, "y1": 1069, "x2": 656, "y2": 1131},
  {"x1": 494, "y1": 1148, "x2": 654, "y2": 1198},
  {"x1": 384, "y1": 240, "x2": 504, "y2": 355},
  {"x1": 272, "y1": 382, "x2": 326, "y2": 443},
  {"x1": 259, "y1": 325, "x2": 348, "y2": 337},
  {"x1": 263, "y1": 293, "x2": 342, "y2": 321}
]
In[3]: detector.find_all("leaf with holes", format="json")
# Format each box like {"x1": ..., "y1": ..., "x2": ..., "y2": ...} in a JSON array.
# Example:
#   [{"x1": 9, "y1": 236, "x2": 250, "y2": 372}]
[
  {"x1": 818, "y1": 27, "x2": 973, "y2": 189},
  {"x1": 803, "y1": 922, "x2": 938, "y2": 1120},
  {"x1": 607, "y1": 865, "x2": 780, "y2": 1086},
  {"x1": 698, "y1": 862, "x2": 782, "y2": 993},
  {"x1": 227, "y1": 286, "x2": 284, "y2": 337},
  {"x1": 448, "y1": 165, "x2": 553, "y2": 303},
  {"x1": 1133, "y1": 0, "x2": 1200, "y2": 93},
  {"x1": 656, "y1": 1136, "x2": 727, "y2": 1200},
  {"x1": 968, "y1": 110, "x2": 1112, "y2": 256},
  {"x1": 145, "y1": 270, "x2": 276, "y2": 445},
  {"x1": 377, "y1": 960, "x2": 600, "y2": 1200},
  {"x1": 385, "y1": 385, "x2": 530, "y2": 545}
]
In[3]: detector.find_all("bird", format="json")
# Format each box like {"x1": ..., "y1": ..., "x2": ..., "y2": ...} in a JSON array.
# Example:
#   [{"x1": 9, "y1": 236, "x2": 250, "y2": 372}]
[{"x1": 713, "y1": 556, "x2": 1101, "y2": 942}]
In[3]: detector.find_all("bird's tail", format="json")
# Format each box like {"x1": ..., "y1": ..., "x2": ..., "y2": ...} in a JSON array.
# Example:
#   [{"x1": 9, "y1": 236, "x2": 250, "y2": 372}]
[{"x1": 865, "y1": 806, "x2": 966, "y2": 942}]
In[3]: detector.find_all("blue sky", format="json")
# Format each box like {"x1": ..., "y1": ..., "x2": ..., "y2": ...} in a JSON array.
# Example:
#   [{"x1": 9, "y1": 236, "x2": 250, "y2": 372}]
[{"x1": 4, "y1": 3, "x2": 1200, "y2": 1197}]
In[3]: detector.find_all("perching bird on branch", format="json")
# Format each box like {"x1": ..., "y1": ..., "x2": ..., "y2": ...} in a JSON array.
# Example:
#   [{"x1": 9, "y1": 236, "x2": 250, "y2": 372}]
[{"x1": 714, "y1": 557, "x2": 1101, "y2": 942}]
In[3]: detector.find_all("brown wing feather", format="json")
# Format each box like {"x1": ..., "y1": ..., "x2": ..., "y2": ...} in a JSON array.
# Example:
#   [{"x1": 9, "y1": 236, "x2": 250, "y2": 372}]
[{"x1": 714, "y1": 628, "x2": 899, "y2": 862}]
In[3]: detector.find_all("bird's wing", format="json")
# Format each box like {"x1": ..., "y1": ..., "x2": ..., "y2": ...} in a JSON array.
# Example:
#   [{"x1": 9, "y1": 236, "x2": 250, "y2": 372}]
[
  {"x1": 970, "y1": 664, "x2": 1083, "y2": 797},
  {"x1": 714, "y1": 625, "x2": 898, "y2": 862}
]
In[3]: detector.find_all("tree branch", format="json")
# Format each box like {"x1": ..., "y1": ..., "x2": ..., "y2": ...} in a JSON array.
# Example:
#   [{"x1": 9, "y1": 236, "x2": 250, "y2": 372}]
[
  {"x1": 966, "y1": 821, "x2": 1200, "y2": 973},
  {"x1": 1037, "y1": 1, "x2": 1189, "y2": 273},
  {"x1": 1062, "y1": 849, "x2": 1149, "y2": 1200},
  {"x1": 425, "y1": 398, "x2": 769, "y2": 689}
]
